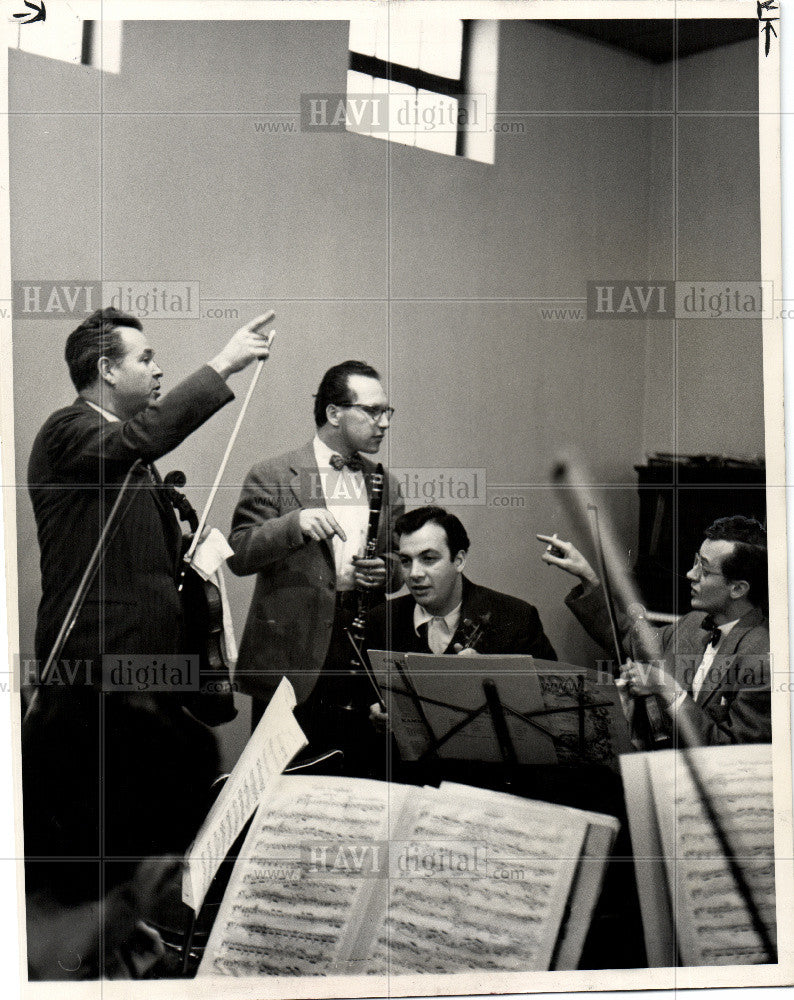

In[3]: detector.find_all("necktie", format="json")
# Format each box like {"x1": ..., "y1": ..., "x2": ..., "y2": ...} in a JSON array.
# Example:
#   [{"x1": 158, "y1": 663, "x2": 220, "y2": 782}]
[
  {"x1": 700, "y1": 614, "x2": 722, "y2": 648},
  {"x1": 329, "y1": 453, "x2": 363, "y2": 472}
]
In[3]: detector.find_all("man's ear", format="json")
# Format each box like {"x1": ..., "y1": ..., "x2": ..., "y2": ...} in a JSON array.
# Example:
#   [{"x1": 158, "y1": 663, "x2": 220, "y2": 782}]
[
  {"x1": 453, "y1": 550, "x2": 467, "y2": 573},
  {"x1": 729, "y1": 578, "x2": 751, "y2": 601},
  {"x1": 325, "y1": 404, "x2": 341, "y2": 428},
  {"x1": 97, "y1": 356, "x2": 116, "y2": 386}
]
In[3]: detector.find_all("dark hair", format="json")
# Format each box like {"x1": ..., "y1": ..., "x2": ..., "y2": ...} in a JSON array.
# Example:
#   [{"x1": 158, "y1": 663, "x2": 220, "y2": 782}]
[
  {"x1": 395, "y1": 506, "x2": 471, "y2": 558},
  {"x1": 65, "y1": 308, "x2": 143, "y2": 392},
  {"x1": 704, "y1": 515, "x2": 768, "y2": 608},
  {"x1": 313, "y1": 360, "x2": 381, "y2": 427}
]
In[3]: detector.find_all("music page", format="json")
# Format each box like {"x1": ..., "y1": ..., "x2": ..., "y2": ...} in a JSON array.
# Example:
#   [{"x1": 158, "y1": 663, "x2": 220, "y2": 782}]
[
  {"x1": 183, "y1": 677, "x2": 308, "y2": 912},
  {"x1": 363, "y1": 782, "x2": 588, "y2": 974},
  {"x1": 199, "y1": 776, "x2": 410, "y2": 976},
  {"x1": 647, "y1": 743, "x2": 776, "y2": 966}
]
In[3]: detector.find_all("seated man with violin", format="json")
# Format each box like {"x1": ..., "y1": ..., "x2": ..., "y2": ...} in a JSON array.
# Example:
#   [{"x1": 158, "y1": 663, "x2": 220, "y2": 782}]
[
  {"x1": 24, "y1": 305, "x2": 275, "y2": 973},
  {"x1": 368, "y1": 506, "x2": 557, "y2": 659},
  {"x1": 537, "y1": 516, "x2": 770, "y2": 747},
  {"x1": 366, "y1": 507, "x2": 557, "y2": 782}
]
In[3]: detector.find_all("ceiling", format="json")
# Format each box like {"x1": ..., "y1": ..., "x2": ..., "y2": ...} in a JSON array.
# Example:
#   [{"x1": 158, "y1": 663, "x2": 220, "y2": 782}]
[{"x1": 544, "y1": 19, "x2": 759, "y2": 64}]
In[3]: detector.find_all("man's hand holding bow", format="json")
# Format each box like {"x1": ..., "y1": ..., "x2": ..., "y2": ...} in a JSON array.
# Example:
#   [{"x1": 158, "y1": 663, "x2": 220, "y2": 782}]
[{"x1": 619, "y1": 659, "x2": 685, "y2": 707}]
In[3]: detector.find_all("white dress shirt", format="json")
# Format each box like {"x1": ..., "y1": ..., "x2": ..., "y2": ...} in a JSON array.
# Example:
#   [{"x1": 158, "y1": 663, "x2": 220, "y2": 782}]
[
  {"x1": 84, "y1": 399, "x2": 119, "y2": 422},
  {"x1": 669, "y1": 618, "x2": 739, "y2": 713},
  {"x1": 312, "y1": 435, "x2": 369, "y2": 592},
  {"x1": 691, "y1": 619, "x2": 738, "y2": 700},
  {"x1": 414, "y1": 602, "x2": 462, "y2": 654}
]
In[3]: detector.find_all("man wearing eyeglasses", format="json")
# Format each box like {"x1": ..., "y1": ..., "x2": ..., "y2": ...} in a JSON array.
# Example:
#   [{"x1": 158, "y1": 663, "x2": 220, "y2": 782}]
[
  {"x1": 228, "y1": 360, "x2": 403, "y2": 772},
  {"x1": 537, "y1": 516, "x2": 770, "y2": 747}
]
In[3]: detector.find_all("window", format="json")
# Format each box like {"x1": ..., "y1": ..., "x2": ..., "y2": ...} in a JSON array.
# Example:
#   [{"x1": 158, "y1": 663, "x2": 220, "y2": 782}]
[
  {"x1": 347, "y1": 17, "x2": 497, "y2": 163},
  {"x1": 9, "y1": 16, "x2": 122, "y2": 73}
]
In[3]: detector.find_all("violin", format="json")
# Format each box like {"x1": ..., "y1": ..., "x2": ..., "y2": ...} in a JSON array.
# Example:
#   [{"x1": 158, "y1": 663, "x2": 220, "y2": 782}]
[
  {"x1": 162, "y1": 471, "x2": 237, "y2": 726},
  {"x1": 457, "y1": 611, "x2": 492, "y2": 652}
]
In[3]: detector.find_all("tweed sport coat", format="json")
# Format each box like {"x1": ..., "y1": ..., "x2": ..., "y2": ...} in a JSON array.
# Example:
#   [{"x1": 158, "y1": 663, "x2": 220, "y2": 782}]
[
  {"x1": 228, "y1": 442, "x2": 404, "y2": 703},
  {"x1": 565, "y1": 583, "x2": 770, "y2": 746}
]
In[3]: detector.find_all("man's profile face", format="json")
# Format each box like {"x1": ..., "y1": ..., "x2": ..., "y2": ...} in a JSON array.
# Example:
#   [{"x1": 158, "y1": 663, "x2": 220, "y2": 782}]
[
  {"x1": 334, "y1": 374, "x2": 390, "y2": 455},
  {"x1": 397, "y1": 521, "x2": 465, "y2": 615},
  {"x1": 686, "y1": 538, "x2": 740, "y2": 615},
  {"x1": 105, "y1": 326, "x2": 163, "y2": 418}
]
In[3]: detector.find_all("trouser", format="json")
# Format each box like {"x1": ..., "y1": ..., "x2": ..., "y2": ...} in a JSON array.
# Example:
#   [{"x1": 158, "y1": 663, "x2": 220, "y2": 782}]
[
  {"x1": 252, "y1": 593, "x2": 389, "y2": 778},
  {"x1": 300, "y1": 591, "x2": 388, "y2": 777},
  {"x1": 22, "y1": 688, "x2": 220, "y2": 900}
]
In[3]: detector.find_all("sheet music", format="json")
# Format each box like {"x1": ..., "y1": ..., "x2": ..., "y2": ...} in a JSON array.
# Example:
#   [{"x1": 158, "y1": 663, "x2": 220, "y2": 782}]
[
  {"x1": 367, "y1": 649, "x2": 435, "y2": 758},
  {"x1": 365, "y1": 782, "x2": 587, "y2": 973},
  {"x1": 551, "y1": 806, "x2": 620, "y2": 970},
  {"x1": 535, "y1": 664, "x2": 632, "y2": 766},
  {"x1": 182, "y1": 677, "x2": 308, "y2": 912},
  {"x1": 647, "y1": 743, "x2": 775, "y2": 966},
  {"x1": 619, "y1": 752, "x2": 677, "y2": 967},
  {"x1": 199, "y1": 776, "x2": 410, "y2": 977}
]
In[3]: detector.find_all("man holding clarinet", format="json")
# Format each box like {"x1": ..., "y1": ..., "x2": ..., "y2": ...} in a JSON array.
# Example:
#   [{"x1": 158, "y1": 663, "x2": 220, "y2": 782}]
[{"x1": 228, "y1": 360, "x2": 403, "y2": 775}]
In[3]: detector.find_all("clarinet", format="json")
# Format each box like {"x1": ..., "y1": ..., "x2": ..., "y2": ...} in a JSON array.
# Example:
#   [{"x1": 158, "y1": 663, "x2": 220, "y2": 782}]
[
  {"x1": 350, "y1": 469, "x2": 385, "y2": 643},
  {"x1": 340, "y1": 469, "x2": 385, "y2": 713}
]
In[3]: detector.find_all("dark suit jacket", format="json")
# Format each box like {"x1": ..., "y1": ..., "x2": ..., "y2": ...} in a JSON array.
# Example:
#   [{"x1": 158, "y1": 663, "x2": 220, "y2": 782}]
[
  {"x1": 28, "y1": 365, "x2": 234, "y2": 672},
  {"x1": 367, "y1": 576, "x2": 558, "y2": 660},
  {"x1": 228, "y1": 442, "x2": 404, "y2": 703},
  {"x1": 24, "y1": 366, "x2": 232, "y2": 871},
  {"x1": 565, "y1": 583, "x2": 771, "y2": 746}
]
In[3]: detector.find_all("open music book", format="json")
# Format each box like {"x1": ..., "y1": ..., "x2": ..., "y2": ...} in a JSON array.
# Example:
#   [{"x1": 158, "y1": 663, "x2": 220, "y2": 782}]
[
  {"x1": 197, "y1": 776, "x2": 619, "y2": 977},
  {"x1": 620, "y1": 742, "x2": 776, "y2": 967}
]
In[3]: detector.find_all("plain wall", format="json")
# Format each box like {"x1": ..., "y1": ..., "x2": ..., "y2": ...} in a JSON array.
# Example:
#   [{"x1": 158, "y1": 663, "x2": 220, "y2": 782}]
[
  {"x1": 640, "y1": 37, "x2": 762, "y2": 458},
  {"x1": 9, "y1": 20, "x2": 762, "y2": 766}
]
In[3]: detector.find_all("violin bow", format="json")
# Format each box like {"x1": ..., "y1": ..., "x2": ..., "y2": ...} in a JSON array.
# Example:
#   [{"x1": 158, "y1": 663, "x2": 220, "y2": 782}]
[
  {"x1": 585, "y1": 504, "x2": 623, "y2": 671},
  {"x1": 182, "y1": 317, "x2": 276, "y2": 578}
]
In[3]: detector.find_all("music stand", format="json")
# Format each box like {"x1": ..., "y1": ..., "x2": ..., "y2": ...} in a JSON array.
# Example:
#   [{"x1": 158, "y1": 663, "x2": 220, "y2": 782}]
[{"x1": 367, "y1": 652, "x2": 619, "y2": 778}]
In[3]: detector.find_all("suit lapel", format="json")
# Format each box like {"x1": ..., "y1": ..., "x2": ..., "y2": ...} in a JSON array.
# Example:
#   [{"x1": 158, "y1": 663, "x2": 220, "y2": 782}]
[
  {"x1": 288, "y1": 442, "x2": 324, "y2": 509},
  {"x1": 695, "y1": 607, "x2": 765, "y2": 707},
  {"x1": 147, "y1": 463, "x2": 184, "y2": 569},
  {"x1": 411, "y1": 609, "x2": 431, "y2": 654},
  {"x1": 289, "y1": 441, "x2": 334, "y2": 569},
  {"x1": 76, "y1": 399, "x2": 182, "y2": 568}
]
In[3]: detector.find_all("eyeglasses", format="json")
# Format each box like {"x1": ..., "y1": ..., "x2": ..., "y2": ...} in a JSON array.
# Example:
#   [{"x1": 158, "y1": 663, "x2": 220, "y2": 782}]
[
  {"x1": 690, "y1": 553, "x2": 724, "y2": 579},
  {"x1": 338, "y1": 404, "x2": 395, "y2": 423}
]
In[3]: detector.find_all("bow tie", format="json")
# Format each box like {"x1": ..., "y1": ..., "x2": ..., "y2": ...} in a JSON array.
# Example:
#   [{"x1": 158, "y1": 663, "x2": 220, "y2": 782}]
[
  {"x1": 700, "y1": 614, "x2": 722, "y2": 648},
  {"x1": 329, "y1": 453, "x2": 363, "y2": 473}
]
